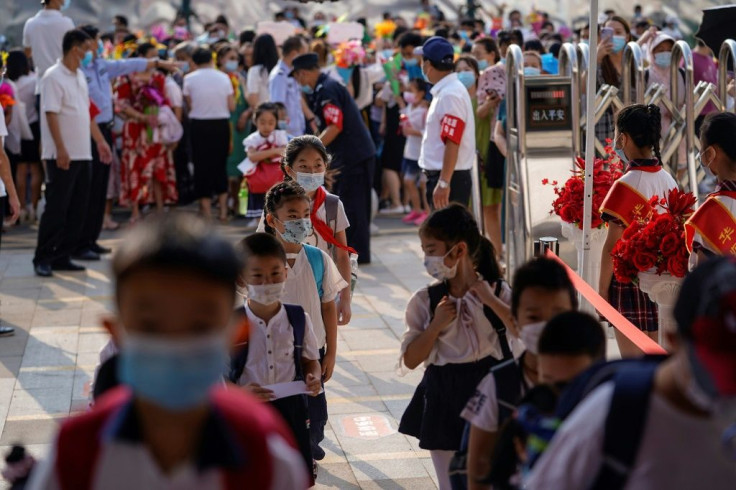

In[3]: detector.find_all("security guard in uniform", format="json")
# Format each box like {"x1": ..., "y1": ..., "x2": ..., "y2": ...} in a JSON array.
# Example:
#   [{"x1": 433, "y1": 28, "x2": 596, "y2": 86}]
[{"x1": 291, "y1": 53, "x2": 375, "y2": 264}]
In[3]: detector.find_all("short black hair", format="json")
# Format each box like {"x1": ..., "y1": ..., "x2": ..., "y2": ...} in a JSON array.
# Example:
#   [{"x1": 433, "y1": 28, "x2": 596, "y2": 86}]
[
  {"x1": 5, "y1": 50, "x2": 31, "y2": 81},
  {"x1": 523, "y1": 39, "x2": 546, "y2": 55},
  {"x1": 78, "y1": 24, "x2": 99, "y2": 40},
  {"x1": 474, "y1": 37, "x2": 501, "y2": 61},
  {"x1": 114, "y1": 15, "x2": 129, "y2": 27},
  {"x1": 397, "y1": 31, "x2": 423, "y2": 49},
  {"x1": 112, "y1": 213, "x2": 242, "y2": 300},
  {"x1": 239, "y1": 29, "x2": 256, "y2": 45},
  {"x1": 192, "y1": 47, "x2": 213, "y2": 65},
  {"x1": 282, "y1": 35, "x2": 304, "y2": 57},
  {"x1": 237, "y1": 232, "x2": 287, "y2": 266},
  {"x1": 701, "y1": 112, "x2": 736, "y2": 163},
  {"x1": 538, "y1": 312, "x2": 606, "y2": 361},
  {"x1": 511, "y1": 257, "x2": 578, "y2": 317},
  {"x1": 427, "y1": 56, "x2": 454, "y2": 72},
  {"x1": 62, "y1": 29, "x2": 92, "y2": 56}
]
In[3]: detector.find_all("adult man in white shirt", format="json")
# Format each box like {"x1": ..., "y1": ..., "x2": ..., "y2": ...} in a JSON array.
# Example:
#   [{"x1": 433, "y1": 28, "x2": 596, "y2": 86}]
[
  {"x1": 415, "y1": 36, "x2": 476, "y2": 210},
  {"x1": 23, "y1": 0, "x2": 75, "y2": 95},
  {"x1": 527, "y1": 257, "x2": 736, "y2": 489},
  {"x1": 33, "y1": 29, "x2": 112, "y2": 278}
]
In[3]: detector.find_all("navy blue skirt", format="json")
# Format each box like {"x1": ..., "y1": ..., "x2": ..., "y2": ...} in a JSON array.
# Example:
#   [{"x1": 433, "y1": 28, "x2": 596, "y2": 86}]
[{"x1": 399, "y1": 356, "x2": 498, "y2": 451}]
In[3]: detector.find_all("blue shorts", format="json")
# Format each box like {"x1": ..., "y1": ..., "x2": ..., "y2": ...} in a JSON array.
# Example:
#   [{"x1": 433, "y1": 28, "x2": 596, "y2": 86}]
[{"x1": 402, "y1": 158, "x2": 421, "y2": 180}]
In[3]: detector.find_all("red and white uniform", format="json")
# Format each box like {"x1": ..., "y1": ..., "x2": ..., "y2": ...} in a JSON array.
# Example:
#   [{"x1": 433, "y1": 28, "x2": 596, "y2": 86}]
[
  {"x1": 685, "y1": 181, "x2": 736, "y2": 259},
  {"x1": 418, "y1": 73, "x2": 476, "y2": 172},
  {"x1": 600, "y1": 164, "x2": 678, "y2": 227}
]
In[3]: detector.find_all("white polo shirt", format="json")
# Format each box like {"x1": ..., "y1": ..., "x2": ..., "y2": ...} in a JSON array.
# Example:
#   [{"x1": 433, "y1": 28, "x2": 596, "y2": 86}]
[
  {"x1": 418, "y1": 72, "x2": 476, "y2": 172},
  {"x1": 40, "y1": 62, "x2": 92, "y2": 161},
  {"x1": 22, "y1": 9, "x2": 75, "y2": 94},
  {"x1": 183, "y1": 68, "x2": 233, "y2": 120}
]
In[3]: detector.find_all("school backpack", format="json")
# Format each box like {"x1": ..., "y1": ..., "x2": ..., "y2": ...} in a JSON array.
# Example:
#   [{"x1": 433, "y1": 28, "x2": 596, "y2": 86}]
[
  {"x1": 54, "y1": 385, "x2": 296, "y2": 490},
  {"x1": 228, "y1": 304, "x2": 308, "y2": 384},
  {"x1": 426, "y1": 280, "x2": 516, "y2": 490},
  {"x1": 525, "y1": 355, "x2": 668, "y2": 490},
  {"x1": 303, "y1": 244, "x2": 325, "y2": 299}
]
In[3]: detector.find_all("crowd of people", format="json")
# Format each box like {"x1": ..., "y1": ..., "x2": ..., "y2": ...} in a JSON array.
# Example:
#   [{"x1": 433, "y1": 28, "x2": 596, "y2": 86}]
[{"x1": 0, "y1": 1, "x2": 734, "y2": 489}]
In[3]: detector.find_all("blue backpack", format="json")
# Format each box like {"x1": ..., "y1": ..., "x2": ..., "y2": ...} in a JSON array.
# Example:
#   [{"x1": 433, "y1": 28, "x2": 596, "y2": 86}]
[{"x1": 303, "y1": 244, "x2": 324, "y2": 299}]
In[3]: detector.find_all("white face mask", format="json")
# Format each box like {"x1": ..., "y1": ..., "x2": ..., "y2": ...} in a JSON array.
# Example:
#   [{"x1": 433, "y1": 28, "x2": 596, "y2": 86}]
[
  {"x1": 520, "y1": 321, "x2": 546, "y2": 355},
  {"x1": 423, "y1": 245, "x2": 458, "y2": 281},
  {"x1": 246, "y1": 283, "x2": 285, "y2": 305},
  {"x1": 296, "y1": 172, "x2": 325, "y2": 193}
]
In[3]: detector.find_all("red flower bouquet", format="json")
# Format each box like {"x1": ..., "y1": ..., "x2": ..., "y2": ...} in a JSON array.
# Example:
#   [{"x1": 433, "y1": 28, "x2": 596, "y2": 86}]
[
  {"x1": 611, "y1": 188, "x2": 697, "y2": 283},
  {"x1": 543, "y1": 140, "x2": 623, "y2": 230}
]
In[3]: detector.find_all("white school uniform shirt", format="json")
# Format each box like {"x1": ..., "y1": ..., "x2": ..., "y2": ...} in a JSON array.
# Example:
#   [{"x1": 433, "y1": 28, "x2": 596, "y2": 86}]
[
  {"x1": 22, "y1": 9, "x2": 75, "y2": 94},
  {"x1": 402, "y1": 103, "x2": 428, "y2": 161},
  {"x1": 526, "y1": 382, "x2": 736, "y2": 489},
  {"x1": 182, "y1": 68, "x2": 233, "y2": 120},
  {"x1": 283, "y1": 247, "x2": 347, "y2": 348},
  {"x1": 40, "y1": 61, "x2": 92, "y2": 161},
  {"x1": 16, "y1": 73, "x2": 39, "y2": 124},
  {"x1": 237, "y1": 303, "x2": 320, "y2": 387},
  {"x1": 246, "y1": 65, "x2": 271, "y2": 105},
  {"x1": 418, "y1": 72, "x2": 476, "y2": 171},
  {"x1": 239, "y1": 130, "x2": 289, "y2": 175},
  {"x1": 164, "y1": 76, "x2": 183, "y2": 109},
  {"x1": 256, "y1": 192, "x2": 350, "y2": 254},
  {"x1": 398, "y1": 282, "x2": 513, "y2": 374}
]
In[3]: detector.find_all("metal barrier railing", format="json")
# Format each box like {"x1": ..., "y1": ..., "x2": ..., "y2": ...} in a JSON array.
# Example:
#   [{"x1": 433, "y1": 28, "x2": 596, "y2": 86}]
[{"x1": 558, "y1": 43, "x2": 582, "y2": 157}]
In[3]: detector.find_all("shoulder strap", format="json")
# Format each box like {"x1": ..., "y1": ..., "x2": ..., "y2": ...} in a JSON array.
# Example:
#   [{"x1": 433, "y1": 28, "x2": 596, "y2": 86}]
[
  {"x1": 325, "y1": 193, "x2": 339, "y2": 233},
  {"x1": 492, "y1": 357, "x2": 524, "y2": 426},
  {"x1": 228, "y1": 307, "x2": 250, "y2": 383},
  {"x1": 284, "y1": 304, "x2": 307, "y2": 381},
  {"x1": 483, "y1": 280, "x2": 513, "y2": 361},
  {"x1": 588, "y1": 362, "x2": 658, "y2": 490},
  {"x1": 302, "y1": 245, "x2": 325, "y2": 299},
  {"x1": 427, "y1": 282, "x2": 448, "y2": 320}
]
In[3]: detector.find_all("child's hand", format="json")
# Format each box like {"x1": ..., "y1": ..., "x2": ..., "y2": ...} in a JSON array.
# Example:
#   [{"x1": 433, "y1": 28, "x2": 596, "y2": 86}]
[
  {"x1": 338, "y1": 299, "x2": 352, "y2": 325},
  {"x1": 306, "y1": 373, "x2": 322, "y2": 397},
  {"x1": 431, "y1": 296, "x2": 457, "y2": 332},
  {"x1": 246, "y1": 383, "x2": 274, "y2": 402},
  {"x1": 470, "y1": 280, "x2": 496, "y2": 307},
  {"x1": 321, "y1": 352, "x2": 337, "y2": 383}
]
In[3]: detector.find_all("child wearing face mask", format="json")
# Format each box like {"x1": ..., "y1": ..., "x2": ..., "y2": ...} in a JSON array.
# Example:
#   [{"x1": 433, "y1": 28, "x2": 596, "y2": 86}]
[
  {"x1": 401, "y1": 78, "x2": 431, "y2": 226},
  {"x1": 462, "y1": 257, "x2": 577, "y2": 490},
  {"x1": 231, "y1": 232, "x2": 322, "y2": 484},
  {"x1": 398, "y1": 204, "x2": 513, "y2": 489},
  {"x1": 258, "y1": 135, "x2": 354, "y2": 325},
  {"x1": 262, "y1": 180, "x2": 347, "y2": 465},
  {"x1": 599, "y1": 104, "x2": 678, "y2": 357},
  {"x1": 240, "y1": 102, "x2": 288, "y2": 225}
]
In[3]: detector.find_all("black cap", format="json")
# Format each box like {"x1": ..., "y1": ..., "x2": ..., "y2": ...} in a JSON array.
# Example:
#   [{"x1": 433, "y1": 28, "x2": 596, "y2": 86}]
[{"x1": 289, "y1": 53, "x2": 320, "y2": 77}]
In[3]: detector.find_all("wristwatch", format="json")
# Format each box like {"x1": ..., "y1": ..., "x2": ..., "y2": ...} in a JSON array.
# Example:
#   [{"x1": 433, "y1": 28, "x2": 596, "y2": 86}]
[{"x1": 437, "y1": 179, "x2": 450, "y2": 189}]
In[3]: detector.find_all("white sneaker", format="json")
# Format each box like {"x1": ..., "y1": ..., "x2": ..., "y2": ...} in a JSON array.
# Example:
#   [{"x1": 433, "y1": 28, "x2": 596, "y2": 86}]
[
  {"x1": 370, "y1": 223, "x2": 380, "y2": 235},
  {"x1": 379, "y1": 205, "x2": 405, "y2": 215}
]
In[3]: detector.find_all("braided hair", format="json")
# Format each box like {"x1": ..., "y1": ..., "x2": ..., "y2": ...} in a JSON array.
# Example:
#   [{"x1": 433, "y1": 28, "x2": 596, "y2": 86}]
[
  {"x1": 262, "y1": 180, "x2": 309, "y2": 235},
  {"x1": 616, "y1": 104, "x2": 663, "y2": 162}
]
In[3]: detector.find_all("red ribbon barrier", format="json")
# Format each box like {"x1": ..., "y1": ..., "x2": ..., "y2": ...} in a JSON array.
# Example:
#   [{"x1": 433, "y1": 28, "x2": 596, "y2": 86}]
[{"x1": 545, "y1": 250, "x2": 667, "y2": 355}]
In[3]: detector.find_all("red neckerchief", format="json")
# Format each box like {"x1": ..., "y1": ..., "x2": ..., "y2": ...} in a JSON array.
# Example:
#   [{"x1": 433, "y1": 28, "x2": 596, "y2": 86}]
[{"x1": 311, "y1": 187, "x2": 357, "y2": 255}]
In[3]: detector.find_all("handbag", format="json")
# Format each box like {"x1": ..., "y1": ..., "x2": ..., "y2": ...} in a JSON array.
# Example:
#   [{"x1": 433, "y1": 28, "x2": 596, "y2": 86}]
[{"x1": 245, "y1": 161, "x2": 284, "y2": 194}]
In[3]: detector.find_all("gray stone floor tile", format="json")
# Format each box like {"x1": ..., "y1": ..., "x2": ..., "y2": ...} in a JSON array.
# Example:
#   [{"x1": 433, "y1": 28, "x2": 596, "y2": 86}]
[
  {"x1": 0, "y1": 419, "x2": 60, "y2": 446},
  {"x1": 359, "y1": 477, "x2": 438, "y2": 489},
  {"x1": 341, "y1": 329, "x2": 400, "y2": 351},
  {"x1": 329, "y1": 361, "x2": 371, "y2": 387},
  {"x1": 15, "y1": 370, "x2": 74, "y2": 391},
  {"x1": 357, "y1": 353, "x2": 402, "y2": 373},
  {"x1": 7, "y1": 388, "x2": 72, "y2": 418},
  {"x1": 349, "y1": 457, "x2": 431, "y2": 482},
  {"x1": 0, "y1": 357, "x2": 22, "y2": 379},
  {"x1": 76, "y1": 332, "x2": 111, "y2": 353},
  {"x1": 314, "y1": 463, "x2": 360, "y2": 489}
]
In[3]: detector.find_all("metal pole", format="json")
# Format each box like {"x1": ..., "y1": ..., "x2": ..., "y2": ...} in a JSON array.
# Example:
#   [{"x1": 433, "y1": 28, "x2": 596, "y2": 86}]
[
  {"x1": 559, "y1": 43, "x2": 581, "y2": 159},
  {"x1": 581, "y1": 0, "x2": 599, "y2": 303},
  {"x1": 719, "y1": 40, "x2": 736, "y2": 114},
  {"x1": 622, "y1": 42, "x2": 645, "y2": 105},
  {"x1": 671, "y1": 40, "x2": 698, "y2": 203}
]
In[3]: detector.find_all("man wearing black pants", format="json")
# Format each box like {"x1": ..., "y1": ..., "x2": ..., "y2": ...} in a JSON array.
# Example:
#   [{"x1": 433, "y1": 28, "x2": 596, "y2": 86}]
[
  {"x1": 34, "y1": 29, "x2": 112, "y2": 277},
  {"x1": 292, "y1": 53, "x2": 376, "y2": 264}
]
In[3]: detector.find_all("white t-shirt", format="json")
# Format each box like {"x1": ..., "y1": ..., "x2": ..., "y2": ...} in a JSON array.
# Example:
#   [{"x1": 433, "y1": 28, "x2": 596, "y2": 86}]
[
  {"x1": 246, "y1": 65, "x2": 270, "y2": 105},
  {"x1": 418, "y1": 72, "x2": 477, "y2": 171},
  {"x1": 164, "y1": 77, "x2": 183, "y2": 109},
  {"x1": 461, "y1": 365, "x2": 532, "y2": 432},
  {"x1": 182, "y1": 68, "x2": 233, "y2": 120},
  {"x1": 40, "y1": 62, "x2": 92, "y2": 161},
  {"x1": 17, "y1": 73, "x2": 40, "y2": 124},
  {"x1": 22, "y1": 9, "x2": 75, "y2": 94},
  {"x1": 238, "y1": 304, "x2": 320, "y2": 387},
  {"x1": 526, "y1": 382, "x2": 736, "y2": 489},
  {"x1": 402, "y1": 103, "x2": 428, "y2": 161},
  {"x1": 282, "y1": 247, "x2": 347, "y2": 348},
  {"x1": 256, "y1": 191, "x2": 350, "y2": 254},
  {"x1": 0, "y1": 105, "x2": 7, "y2": 197}
]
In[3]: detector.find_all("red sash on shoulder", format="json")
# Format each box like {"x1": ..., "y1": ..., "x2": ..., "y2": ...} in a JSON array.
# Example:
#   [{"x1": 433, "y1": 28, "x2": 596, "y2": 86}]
[
  {"x1": 600, "y1": 181, "x2": 653, "y2": 227},
  {"x1": 685, "y1": 191, "x2": 736, "y2": 254}
]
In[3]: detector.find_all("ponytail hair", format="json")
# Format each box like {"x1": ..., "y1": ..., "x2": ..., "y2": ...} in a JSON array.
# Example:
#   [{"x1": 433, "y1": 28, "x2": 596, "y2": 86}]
[
  {"x1": 616, "y1": 103, "x2": 663, "y2": 162},
  {"x1": 262, "y1": 180, "x2": 309, "y2": 235}
]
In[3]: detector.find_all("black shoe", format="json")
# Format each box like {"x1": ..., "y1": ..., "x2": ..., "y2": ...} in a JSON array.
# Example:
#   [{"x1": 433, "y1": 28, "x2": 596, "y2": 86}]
[
  {"x1": 90, "y1": 243, "x2": 112, "y2": 255},
  {"x1": 0, "y1": 326, "x2": 14, "y2": 336},
  {"x1": 34, "y1": 262, "x2": 53, "y2": 277},
  {"x1": 311, "y1": 443, "x2": 326, "y2": 461},
  {"x1": 72, "y1": 249, "x2": 100, "y2": 261},
  {"x1": 51, "y1": 259, "x2": 86, "y2": 272}
]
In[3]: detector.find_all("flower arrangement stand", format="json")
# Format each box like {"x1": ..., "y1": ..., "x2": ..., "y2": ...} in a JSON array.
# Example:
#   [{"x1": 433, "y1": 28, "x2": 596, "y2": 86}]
[
  {"x1": 637, "y1": 271, "x2": 683, "y2": 348},
  {"x1": 561, "y1": 222, "x2": 608, "y2": 291}
]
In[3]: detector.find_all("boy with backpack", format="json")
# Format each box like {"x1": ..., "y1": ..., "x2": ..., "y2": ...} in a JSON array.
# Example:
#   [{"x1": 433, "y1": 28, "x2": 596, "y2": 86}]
[
  {"x1": 26, "y1": 214, "x2": 308, "y2": 490},
  {"x1": 527, "y1": 256, "x2": 736, "y2": 489}
]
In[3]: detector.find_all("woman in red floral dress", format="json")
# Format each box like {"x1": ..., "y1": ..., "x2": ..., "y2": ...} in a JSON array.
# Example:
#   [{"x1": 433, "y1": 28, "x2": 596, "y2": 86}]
[{"x1": 114, "y1": 43, "x2": 178, "y2": 223}]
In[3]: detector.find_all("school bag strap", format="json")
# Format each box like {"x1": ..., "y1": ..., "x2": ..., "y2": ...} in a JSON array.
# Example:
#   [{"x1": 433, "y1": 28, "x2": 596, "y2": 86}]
[
  {"x1": 325, "y1": 193, "x2": 339, "y2": 233},
  {"x1": 427, "y1": 280, "x2": 513, "y2": 361},
  {"x1": 228, "y1": 306, "x2": 250, "y2": 383},
  {"x1": 492, "y1": 353, "x2": 527, "y2": 426},
  {"x1": 283, "y1": 304, "x2": 307, "y2": 381},
  {"x1": 310, "y1": 187, "x2": 357, "y2": 257},
  {"x1": 303, "y1": 244, "x2": 325, "y2": 299},
  {"x1": 588, "y1": 361, "x2": 660, "y2": 490}
]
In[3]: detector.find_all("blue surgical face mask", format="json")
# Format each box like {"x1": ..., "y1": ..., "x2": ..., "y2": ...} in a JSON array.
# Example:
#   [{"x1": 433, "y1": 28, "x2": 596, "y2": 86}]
[
  {"x1": 654, "y1": 51, "x2": 672, "y2": 68},
  {"x1": 477, "y1": 59, "x2": 489, "y2": 71},
  {"x1": 181, "y1": 62, "x2": 190, "y2": 74},
  {"x1": 524, "y1": 66, "x2": 541, "y2": 77},
  {"x1": 118, "y1": 334, "x2": 227, "y2": 411},
  {"x1": 457, "y1": 71, "x2": 476, "y2": 88},
  {"x1": 224, "y1": 60, "x2": 239, "y2": 73},
  {"x1": 615, "y1": 136, "x2": 629, "y2": 165},
  {"x1": 61, "y1": 0, "x2": 71, "y2": 11},
  {"x1": 612, "y1": 35, "x2": 627, "y2": 53},
  {"x1": 382, "y1": 49, "x2": 394, "y2": 60},
  {"x1": 81, "y1": 50, "x2": 93, "y2": 68},
  {"x1": 277, "y1": 217, "x2": 313, "y2": 244},
  {"x1": 404, "y1": 57, "x2": 418, "y2": 67},
  {"x1": 296, "y1": 171, "x2": 325, "y2": 193},
  {"x1": 580, "y1": 39, "x2": 589, "y2": 46},
  {"x1": 301, "y1": 84, "x2": 314, "y2": 95},
  {"x1": 278, "y1": 120, "x2": 288, "y2": 130}
]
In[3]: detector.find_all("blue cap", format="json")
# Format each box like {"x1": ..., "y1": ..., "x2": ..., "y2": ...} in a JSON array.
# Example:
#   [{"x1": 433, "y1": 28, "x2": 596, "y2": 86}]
[{"x1": 414, "y1": 36, "x2": 455, "y2": 65}]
